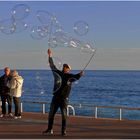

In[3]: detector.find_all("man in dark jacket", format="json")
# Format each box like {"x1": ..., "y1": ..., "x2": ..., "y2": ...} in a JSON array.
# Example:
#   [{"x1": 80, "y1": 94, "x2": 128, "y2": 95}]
[
  {"x1": 0, "y1": 67, "x2": 13, "y2": 117},
  {"x1": 43, "y1": 49, "x2": 84, "y2": 136}
]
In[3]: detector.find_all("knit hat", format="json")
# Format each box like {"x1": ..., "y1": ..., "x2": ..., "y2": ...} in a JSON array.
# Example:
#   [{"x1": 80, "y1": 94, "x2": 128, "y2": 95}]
[{"x1": 63, "y1": 64, "x2": 71, "y2": 70}]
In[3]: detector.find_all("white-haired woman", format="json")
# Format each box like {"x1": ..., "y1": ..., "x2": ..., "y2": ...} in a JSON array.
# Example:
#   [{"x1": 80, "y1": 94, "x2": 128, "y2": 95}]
[{"x1": 7, "y1": 70, "x2": 24, "y2": 119}]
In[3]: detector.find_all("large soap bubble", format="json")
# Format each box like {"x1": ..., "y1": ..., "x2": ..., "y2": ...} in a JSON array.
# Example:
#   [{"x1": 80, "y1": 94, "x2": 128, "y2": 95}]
[
  {"x1": 73, "y1": 20, "x2": 89, "y2": 36},
  {"x1": 36, "y1": 10, "x2": 54, "y2": 26},
  {"x1": 0, "y1": 18, "x2": 16, "y2": 35},
  {"x1": 11, "y1": 4, "x2": 30, "y2": 20}
]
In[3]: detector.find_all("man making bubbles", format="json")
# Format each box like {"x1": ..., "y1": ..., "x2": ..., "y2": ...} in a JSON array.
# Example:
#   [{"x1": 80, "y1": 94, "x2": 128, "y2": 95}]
[{"x1": 43, "y1": 49, "x2": 84, "y2": 136}]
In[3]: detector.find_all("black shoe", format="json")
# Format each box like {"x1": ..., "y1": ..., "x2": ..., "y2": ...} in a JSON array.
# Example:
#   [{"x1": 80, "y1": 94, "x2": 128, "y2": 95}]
[
  {"x1": 61, "y1": 131, "x2": 67, "y2": 136},
  {"x1": 42, "y1": 129, "x2": 53, "y2": 135}
]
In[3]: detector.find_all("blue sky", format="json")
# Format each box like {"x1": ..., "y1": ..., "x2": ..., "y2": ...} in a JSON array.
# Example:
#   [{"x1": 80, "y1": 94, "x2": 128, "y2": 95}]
[{"x1": 0, "y1": 1, "x2": 140, "y2": 70}]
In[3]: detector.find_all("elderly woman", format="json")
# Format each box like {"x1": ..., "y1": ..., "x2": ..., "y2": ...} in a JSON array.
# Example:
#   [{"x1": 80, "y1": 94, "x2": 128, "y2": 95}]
[{"x1": 7, "y1": 70, "x2": 24, "y2": 119}]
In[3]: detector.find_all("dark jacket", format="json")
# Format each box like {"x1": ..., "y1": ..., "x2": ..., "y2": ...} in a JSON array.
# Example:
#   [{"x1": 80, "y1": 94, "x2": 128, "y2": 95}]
[
  {"x1": 49, "y1": 57, "x2": 81, "y2": 99},
  {"x1": 0, "y1": 74, "x2": 11, "y2": 95}
]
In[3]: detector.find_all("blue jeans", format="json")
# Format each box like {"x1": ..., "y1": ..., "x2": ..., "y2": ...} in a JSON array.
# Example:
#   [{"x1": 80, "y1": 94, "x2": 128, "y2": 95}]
[
  {"x1": 48, "y1": 96, "x2": 68, "y2": 132},
  {"x1": 1, "y1": 94, "x2": 12, "y2": 114}
]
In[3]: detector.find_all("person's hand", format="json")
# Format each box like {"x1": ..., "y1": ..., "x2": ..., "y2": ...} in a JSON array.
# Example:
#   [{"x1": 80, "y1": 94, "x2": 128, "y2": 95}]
[
  {"x1": 80, "y1": 71, "x2": 84, "y2": 76},
  {"x1": 48, "y1": 48, "x2": 52, "y2": 57}
]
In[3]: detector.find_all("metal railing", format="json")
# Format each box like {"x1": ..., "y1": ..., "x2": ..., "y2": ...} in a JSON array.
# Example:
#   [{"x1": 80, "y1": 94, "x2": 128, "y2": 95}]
[
  {"x1": 94, "y1": 105, "x2": 140, "y2": 120},
  {"x1": 1, "y1": 100, "x2": 140, "y2": 120},
  {"x1": 20, "y1": 101, "x2": 76, "y2": 116},
  {"x1": 20, "y1": 101, "x2": 140, "y2": 120}
]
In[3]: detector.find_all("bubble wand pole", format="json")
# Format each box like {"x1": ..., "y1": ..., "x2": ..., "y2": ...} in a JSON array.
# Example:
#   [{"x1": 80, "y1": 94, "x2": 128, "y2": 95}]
[{"x1": 82, "y1": 49, "x2": 96, "y2": 71}]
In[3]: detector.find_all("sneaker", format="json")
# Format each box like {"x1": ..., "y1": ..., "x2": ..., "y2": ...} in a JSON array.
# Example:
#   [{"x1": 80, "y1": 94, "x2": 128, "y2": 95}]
[
  {"x1": 14, "y1": 116, "x2": 18, "y2": 119},
  {"x1": 42, "y1": 129, "x2": 53, "y2": 135},
  {"x1": 61, "y1": 131, "x2": 67, "y2": 136},
  {"x1": 9, "y1": 113, "x2": 13, "y2": 117},
  {"x1": 17, "y1": 116, "x2": 21, "y2": 119},
  {"x1": 0, "y1": 114, "x2": 5, "y2": 118}
]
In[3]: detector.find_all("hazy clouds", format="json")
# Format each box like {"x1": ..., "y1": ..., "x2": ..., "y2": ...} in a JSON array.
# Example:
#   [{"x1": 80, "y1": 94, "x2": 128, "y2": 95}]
[{"x1": 0, "y1": 47, "x2": 140, "y2": 70}]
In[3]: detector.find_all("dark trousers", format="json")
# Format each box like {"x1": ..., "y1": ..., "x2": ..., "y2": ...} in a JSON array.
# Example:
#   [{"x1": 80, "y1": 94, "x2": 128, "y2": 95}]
[
  {"x1": 0, "y1": 94, "x2": 12, "y2": 114},
  {"x1": 48, "y1": 96, "x2": 68, "y2": 132},
  {"x1": 13, "y1": 97, "x2": 21, "y2": 116}
]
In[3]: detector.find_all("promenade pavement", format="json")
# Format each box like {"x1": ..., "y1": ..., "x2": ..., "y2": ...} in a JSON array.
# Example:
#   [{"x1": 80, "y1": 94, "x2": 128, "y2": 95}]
[{"x1": 0, "y1": 112, "x2": 140, "y2": 139}]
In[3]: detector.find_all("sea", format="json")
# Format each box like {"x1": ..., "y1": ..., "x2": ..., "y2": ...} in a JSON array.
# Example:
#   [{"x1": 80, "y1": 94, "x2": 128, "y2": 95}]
[{"x1": 0, "y1": 70, "x2": 140, "y2": 120}]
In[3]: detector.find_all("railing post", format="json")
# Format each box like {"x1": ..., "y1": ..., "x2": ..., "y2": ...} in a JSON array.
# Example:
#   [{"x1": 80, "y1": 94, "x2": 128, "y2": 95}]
[
  {"x1": 42, "y1": 104, "x2": 45, "y2": 114},
  {"x1": 119, "y1": 108, "x2": 122, "y2": 120},
  {"x1": 21, "y1": 102, "x2": 23, "y2": 113},
  {"x1": 95, "y1": 107, "x2": 98, "y2": 119}
]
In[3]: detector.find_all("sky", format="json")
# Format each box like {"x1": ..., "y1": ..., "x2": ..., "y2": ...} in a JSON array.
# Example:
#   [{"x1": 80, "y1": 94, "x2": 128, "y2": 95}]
[{"x1": 0, "y1": 1, "x2": 140, "y2": 70}]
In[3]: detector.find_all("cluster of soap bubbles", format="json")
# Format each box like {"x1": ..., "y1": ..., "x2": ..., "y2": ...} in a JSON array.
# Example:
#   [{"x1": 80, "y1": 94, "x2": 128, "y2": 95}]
[
  {"x1": 0, "y1": 3, "x2": 95, "y2": 54},
  {"x1": 0, "y1": 3, "x2": 96, "y2": 95}
]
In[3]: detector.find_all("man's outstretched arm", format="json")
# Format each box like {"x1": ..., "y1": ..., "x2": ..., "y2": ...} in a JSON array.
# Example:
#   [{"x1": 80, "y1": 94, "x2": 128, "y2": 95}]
[
  {"x1": 48, "y1": 48, "x2": 58, "y2": 71},
  {"x1": 70, "y1": 71, "x2": 84, "y2": 81}
]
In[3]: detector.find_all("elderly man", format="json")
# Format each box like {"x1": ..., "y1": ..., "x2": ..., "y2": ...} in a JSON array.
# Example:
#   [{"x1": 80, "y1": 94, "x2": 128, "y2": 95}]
[
  {"x1": 43, "y1": 49, "x2": 84, "y2": 136},
  {"x1": 0, "y1": 67, "x2": 12, "y2": 117}
]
